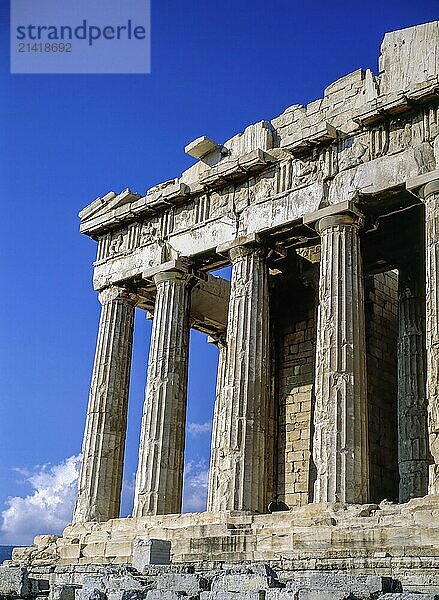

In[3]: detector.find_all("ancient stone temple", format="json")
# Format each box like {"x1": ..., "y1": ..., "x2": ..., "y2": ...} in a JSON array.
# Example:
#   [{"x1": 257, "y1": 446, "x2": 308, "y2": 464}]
[{"x1": 6, "y1": 20, "x2": 439, "y2": 597}]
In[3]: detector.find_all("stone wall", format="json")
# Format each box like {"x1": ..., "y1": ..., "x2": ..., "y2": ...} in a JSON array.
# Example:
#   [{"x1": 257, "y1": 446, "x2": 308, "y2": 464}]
[
  {"x1": 273, "y1": 260, "x2": 318, "y2": 507},
  {"x1": 365, "y1": 271, "x2": 399, "y2": 503}
]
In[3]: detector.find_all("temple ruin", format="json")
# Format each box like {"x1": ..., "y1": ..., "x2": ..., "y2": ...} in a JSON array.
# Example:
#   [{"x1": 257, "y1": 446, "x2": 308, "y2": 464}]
[{"x1": 6, "y1": 20, "x2": 439, "y2": 595}]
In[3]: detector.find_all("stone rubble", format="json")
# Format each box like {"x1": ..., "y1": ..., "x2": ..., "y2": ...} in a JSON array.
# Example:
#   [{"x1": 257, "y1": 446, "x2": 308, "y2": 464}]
[{"x1": 0, "y1": 564, "x2": 438, "y2": 600}]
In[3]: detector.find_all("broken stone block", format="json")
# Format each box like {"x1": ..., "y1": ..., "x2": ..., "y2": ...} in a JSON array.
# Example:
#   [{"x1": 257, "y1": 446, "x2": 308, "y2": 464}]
[
  {"x1": 0, "y1": 566, "x2": 31, "y2": 597},
  {"x1": 185, "y1": 136, "x2": 220, "y2": 159},
  {"x1": 78, "y1": 589, "x2": 107, "y2": 600},
  {"x1": 297, "y1": 590, "x2": 351, "y2": 600},
  {"x1": 380, "y1": 595, "x2": 439, "y2": 600},
  {"x1": 108, "y1": 591, "x2": 148, "y2": 600},
  {"x1": 211, "y1": 573, "x2": 279, "y2": 592},
  {"x1": 77, "y1": 576, "x2": 107, "y2": 600},
  {"x1": 106, "y1": 570, "x2": 149, "y2": 600},
  {"x1": 200, "y1": 593, "x2": 264, "y2": 600},
  {"x1": 49, "y1": 584, "x2": 78, "y2": 600},
  {"x1": 307, "y1": 574, "x2": 401, "y2": 598},
  {"x1": 155, "y1": 573, "x2": 208, "y2": 595},
  {"x1": 266, "y1": 591, "x2": 299, "y2": 600},
  {"x1": 132, "y1": 540, "x2": 171, "y2": 573},
  {"x1": 145, "y1": 592, "x2": 185, "y2": 600},
  {"x1": 222, "y1": 565, "x2": 277, "y2": 577}
]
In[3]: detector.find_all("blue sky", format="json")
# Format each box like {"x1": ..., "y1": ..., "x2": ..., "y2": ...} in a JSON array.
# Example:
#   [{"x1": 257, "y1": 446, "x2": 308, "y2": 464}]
[{"x1": 0, "y1": 0, "x2": 437, "y2": 545}]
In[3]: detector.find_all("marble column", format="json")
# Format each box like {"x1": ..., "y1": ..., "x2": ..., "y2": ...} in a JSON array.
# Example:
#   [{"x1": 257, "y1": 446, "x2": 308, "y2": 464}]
[
  {"x1": 421, "y1": 178, "x2": 439, "y2": 494},
  {"x1": 208, "y1": 242, "x2": 271, "y2": 513},
  {"x1": 397, "y1": 260, "x2": 429, "y2": 502},
  {"x1": 312, "y1": 212, "x2": 369, "y2": 504},
  {"x1": 133, "y1": 267, "x2": 191, "y2": 516},
  {"x1": 73, "y1": 286, "x2": 135, "y2": 523},
  {"x1": 207, "y1": 334, "x2": 227, "y2": 512}
]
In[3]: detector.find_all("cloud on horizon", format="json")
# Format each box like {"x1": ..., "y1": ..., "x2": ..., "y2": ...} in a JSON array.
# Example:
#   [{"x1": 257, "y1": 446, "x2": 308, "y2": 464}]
[
  {"x1": 0, "y1": 455, "x2": 81, "y2": 546},
  {"x1": 1, "y1": 453, "x2": 210, "y2": 545}
]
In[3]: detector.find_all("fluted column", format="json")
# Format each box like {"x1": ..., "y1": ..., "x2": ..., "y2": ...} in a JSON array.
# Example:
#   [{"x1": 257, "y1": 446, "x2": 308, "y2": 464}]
[
  {"x1": 133, "y1": 267, "x2": 191, "y2": 516},
  {"x1": 397, "y1": 260, "x2": 429, "y2": 502},
  {"x1": 207, "y1": 334, "x2": 227, "y2": 512},
  {"x1": 73, "y1": 286, "x2": 135, "y2": 523},
  {"x1": 422, "y1": 179, "x2": 439, "y2": 494},
  {"x1": 208, "y1": 241, "x2": 271, "y2": 513},
  {"x1": 312, "y1": 212, "x2": 369, "y2": 504}
]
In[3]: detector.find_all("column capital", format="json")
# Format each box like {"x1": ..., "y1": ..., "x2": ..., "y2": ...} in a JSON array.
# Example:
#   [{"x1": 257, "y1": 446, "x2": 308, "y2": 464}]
[
  {"x1": 316, "y1": 212, "x2": 364, "y2": 234},
  {"x1": 407, "y1": 169, "x2": 439, "y2": 200},
  {"x1": 216, "y1": 234, "x2": 266, "y2": 264},
  {"x1": 98, "y1": 286, "x2": 136, "y2": 306},
  {"x1": 153, "y1": 269, "x2": 189, "y2": 286},
  {"x1": 143, "y1": 258, "x2": 191, "y2": 284},
  {"x1": 303, "y1": 200, "x2": 364, "y2": 233},
  {"x1": 207, "y1": 332, "x2": 226, "y2": 349}
]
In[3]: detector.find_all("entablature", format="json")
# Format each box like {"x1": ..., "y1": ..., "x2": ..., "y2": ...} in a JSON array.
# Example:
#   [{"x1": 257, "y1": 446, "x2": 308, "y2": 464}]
[{"x1": 78, "y1": 21, "x2": 439, "y2": 292}]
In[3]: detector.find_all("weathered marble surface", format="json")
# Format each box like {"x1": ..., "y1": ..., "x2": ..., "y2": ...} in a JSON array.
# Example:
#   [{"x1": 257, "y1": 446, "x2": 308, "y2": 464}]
[
  {"x1": 207, "y1": 240, "x2": 272, "y2": 512},
  {"x1": 397, "y1": 262, "x2": 429, "y2": 502},
  {"x1": 422, "y1": 179, "x2": 439, "y2": 494},
  {"x1": 407, "y1": 169, "x2": 439, "y2": 494},
  {"x1": 74, "y1": 288, "x2": 136, "y2": 523},
  {"x1": 311, "y1": 212, "x2": 369, "y2": 504},
  {"x1": 134, "y1": 267, "x2": 191, "y2": 516}
]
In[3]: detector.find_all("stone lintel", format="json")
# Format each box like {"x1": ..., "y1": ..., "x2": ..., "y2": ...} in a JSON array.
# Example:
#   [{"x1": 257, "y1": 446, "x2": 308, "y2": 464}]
[
  {"x1": 137, "y1": 273, "x2": 230, "y2": 336},
  {"x1": 216, "y1": 233, "x2": 262, "y2": 256},
  {"x1": 190, "y1": 275, "x2": 230, "y2": 334},
  {"x1": 407, "y1": 169, "x2": 439, "y2": 196},
  {"x1": 142, "y1": 259, "x2": 190, "y2": 282},
  {"x1": 303, "y1": 200, "x2": 362, "y2": 228}
]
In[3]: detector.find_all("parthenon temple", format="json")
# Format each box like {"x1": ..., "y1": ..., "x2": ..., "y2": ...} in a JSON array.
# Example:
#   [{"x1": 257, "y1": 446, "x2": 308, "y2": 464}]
[{"x1": 9, "y1": 21, "x2": 439, "y2": 588}]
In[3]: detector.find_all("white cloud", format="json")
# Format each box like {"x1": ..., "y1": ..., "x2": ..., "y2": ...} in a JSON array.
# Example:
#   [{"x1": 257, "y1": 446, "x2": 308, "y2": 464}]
[
  {"x1": 0, "y1": 455, "x2": 81, "y2": 546},
  {"x1": 187, "y1": 421, "x2": 212, "y2": 436},
  {"x1": 182, "y1": 460, "x2": 209, "y2": 513},
  {"x1": 0, "y1": 454, "x2": 211, "y2": 545}
]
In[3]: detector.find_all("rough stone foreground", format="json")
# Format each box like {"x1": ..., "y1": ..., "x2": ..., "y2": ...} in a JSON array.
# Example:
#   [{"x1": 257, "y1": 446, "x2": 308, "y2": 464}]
[{"x1": 0, "y1": 563, "x2": 437, "y2": 600}]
